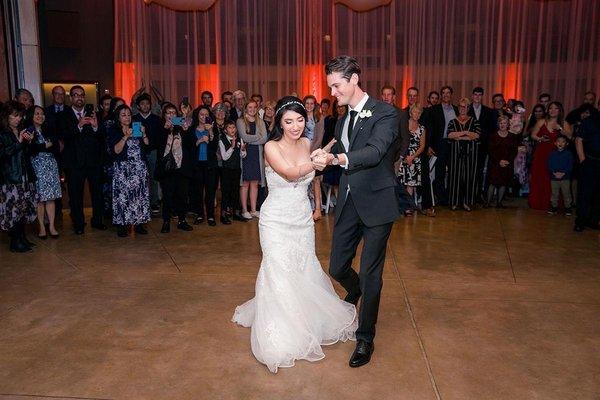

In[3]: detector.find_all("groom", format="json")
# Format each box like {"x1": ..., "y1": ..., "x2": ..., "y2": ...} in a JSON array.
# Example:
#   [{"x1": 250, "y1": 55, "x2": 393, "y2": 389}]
[{"x1": 313, "y1": 56, "x2": 400, "y2": 368}]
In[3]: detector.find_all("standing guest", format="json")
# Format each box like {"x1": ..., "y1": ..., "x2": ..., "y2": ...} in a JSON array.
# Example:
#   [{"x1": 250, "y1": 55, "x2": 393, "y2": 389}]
[
  {"x1": 230, "y1": 90, "x2": 246, "y2": 122},
  {"x1": 538, "y1": 93, "x2": 552, "y2": 110},
  {"x1": 237, "y1": 100, "x2": 267, "y2": 219},
  {"x1": 516, "y1": 104, "x2": 547, "y2": 194},
  {"x1": 219, "y1": 120, "x2": 246, "y2": 224},
  {"x1": 15, "y1": 89, "x2": 35, "y2": 127},
  {"x1": 58, "y1": 85, "x2": 106, "y2": 234},
  {"x1": 426, "y1": 91, "x2": 440, "y2": 108},
  {"x1": 529, "y1": 102, "x2": 572, "y2": 210},
  {"x1": 547, "y1": 135, "x2": 573, "y2": 215},
  {"x1": 574, "y1": 108, "x2": 600, "y2": 231},
  {"x1": 468, "y1": 87, "x2": 495, "y2": 200},
  {"x1": 155, "y1": 103, "x2": 195, "y2": 233},
  {"x1": 486, "y1": 116, "x2": 519, "y2": 208},
  {"x1": 304, "y1": 95, "x2": 325, "y2": 220},
  {"x1": 398, "y1": 103, "x2": 426, "y2": 213},
  {"x1": 262, "y1": 101, "x2": 276, "y2": 134},
  {"x1": 491, "y1": 93, "x2": 506, "y2": 117},
  {"x1": 211, "y1": 102, "x2": 229, "y2": 206},
  {"x1": 0, "y1": 101, "x2": 37, "y2": 252},
  {"x1": 322, "y1": 101, "x2": 344, "y2": 201},
  {"x1": 190, "y1": 106, "x2": 219, "y2": 226},
  {"x1": 106, "y1": 105, "x2": 151, "y2": 237},
  {"x1": 251, "y1": 94, "x2": 265, "y2": 118},
  {"x1": 320, "y1": 98, "x2": 331, "y2": 117},
  {"x1": 28, "y1": 106, "x2": 61, "y2": 238},
  {"x1": 221, "y1": 91, "x2": 233, "y2": 104},
  {"x1": 566, "y1": 91, "x2": 598, "y2": 126},
  {"x1": 132, "y1": 93, "x2": 162, "y2": 215},
  {"x1": 201, "y1": 91, "x2": 214, "y2": 108},
  {"x1": 422, "y1": 85, "x2": 458, "y2": 206},
  {"x1": 446, "y1": 97, "x2": 481, "y2": 211},
  {"x1": 44, "y1": 85, "x2": 66, "y2": 217},
  {"x1": 101, "y1": 97, "x2": 126, "y2": 218},
  {"x1": 98, "y1": 94, "x2": 113, "y2": 124},
  {"x1": 380, "y1": 85, "x2": 397, "y2": 106}
]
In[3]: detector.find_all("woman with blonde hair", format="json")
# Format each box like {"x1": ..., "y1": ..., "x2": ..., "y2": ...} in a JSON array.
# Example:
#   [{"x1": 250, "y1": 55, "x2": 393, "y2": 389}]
[
  {"x1": 236, "y1": 100, "x2": 268, "y2": 219},
  {"x1": 446, "y1": 97, "x2": 481, "y2": 211}
]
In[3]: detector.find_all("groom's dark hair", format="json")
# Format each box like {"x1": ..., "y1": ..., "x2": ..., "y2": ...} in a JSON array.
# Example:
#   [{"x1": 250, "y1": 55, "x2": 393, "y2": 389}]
[{"x1": 325, "y1": 56, "x2": 361, "y2": 81}]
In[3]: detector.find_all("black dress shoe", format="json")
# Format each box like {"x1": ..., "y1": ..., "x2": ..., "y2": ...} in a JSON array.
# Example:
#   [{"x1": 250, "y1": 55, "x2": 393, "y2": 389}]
[
  {"x1": 220, "y1": 216, "x2": 232, "y2": 225},
  {"x1": 232, "y1": 213, "x2": 248, "y2": 222},
  {"x1": 10, "y1": 239, "x2": 32, "y2": 253},
  {"x1": 50, "y1": 232, "x2": 60, "y2": 239},
  {"x1": 193, "y1": 217, "x2": 204, "y2": 225},
  {"x1": 134, "y1": 225, "x2": 148, "y2": 234},
  {"x1": 177, "y1": 220, "x2": 193, "y2": 231},
  {"x1": 349, "y1": 340, "x2": 374, "y2": 368},
  {"x1": 207, "y1": 218, "x2": 216, "y2": 226},
  {"x1": 117, "y1": 226, "x2": 128, "y2": 237},
  {"x1": 91, "y1": 222, "x2": 108, "y2": 231},
  {"x1": 160, "y1": 221, "x2": 170, "y2": 233},
  {"x1": 344, "y1": 291, "x2": 362, "y2": 306},
  {"x1": 74, "y1": 228, "x2": 84, "y2": 235},
  {"x1": 38, "y1": 234, "x2": 48, "y2": 240}
]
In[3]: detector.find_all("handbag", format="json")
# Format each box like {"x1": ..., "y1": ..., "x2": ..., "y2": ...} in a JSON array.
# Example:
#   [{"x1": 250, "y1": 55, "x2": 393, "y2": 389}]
[{"x1": 155, "y1": 142, "x2": 177, "y2": 180}]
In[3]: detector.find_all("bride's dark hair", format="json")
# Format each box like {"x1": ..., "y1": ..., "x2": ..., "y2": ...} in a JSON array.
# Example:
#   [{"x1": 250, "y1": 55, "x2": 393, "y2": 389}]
[{"x1": 268, "y1": 96, "x2": 307, "y2": 141}]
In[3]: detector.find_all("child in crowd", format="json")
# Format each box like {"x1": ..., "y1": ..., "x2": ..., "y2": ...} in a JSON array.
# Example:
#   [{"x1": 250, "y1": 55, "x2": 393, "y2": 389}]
[
  {"x1": 547, "y1": 135, "x2": 573, "y2": 215},
  {"x1": 218, "y1": 120, "x2": 246, "y2": 224}
]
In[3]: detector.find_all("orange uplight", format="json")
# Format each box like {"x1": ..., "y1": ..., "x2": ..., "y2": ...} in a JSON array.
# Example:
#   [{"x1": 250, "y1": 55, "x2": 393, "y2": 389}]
[
  {"x1": 501, "y1": 63, "x2": 521, "y2": 100},
  {"x1": 300, "y1": 64, "x2": 324, "y2": 100},
  {"x1": 195, "y1": 64, "x2": 220, "y2": 105},
  {"x1": 114, "y1": 62, "x2": 136, "y2": 103}
]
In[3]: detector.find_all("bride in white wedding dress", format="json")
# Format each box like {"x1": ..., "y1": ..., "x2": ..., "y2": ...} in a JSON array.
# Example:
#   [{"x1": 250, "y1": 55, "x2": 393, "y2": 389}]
[{"x1": 232, "y1": 96, "x2": 357, "y2": 373}]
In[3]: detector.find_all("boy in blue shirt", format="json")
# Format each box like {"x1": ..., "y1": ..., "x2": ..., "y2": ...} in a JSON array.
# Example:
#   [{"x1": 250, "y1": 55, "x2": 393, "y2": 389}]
[{"x1": 547, "y1": 135, "x2": 574, "y2": 215}]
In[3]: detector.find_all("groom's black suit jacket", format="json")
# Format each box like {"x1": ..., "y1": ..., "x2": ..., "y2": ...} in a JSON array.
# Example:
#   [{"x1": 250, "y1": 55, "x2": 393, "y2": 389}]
[{"x1": 332, "y1": 97, "x2": 400, "y2": 227}]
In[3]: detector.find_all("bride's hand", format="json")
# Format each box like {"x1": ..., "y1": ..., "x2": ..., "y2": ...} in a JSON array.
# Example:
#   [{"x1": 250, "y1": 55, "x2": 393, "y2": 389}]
[
  {"x1": 310, "y1": 148, "x2": 326, "y2": 160},
  {"x1": 322, "y1": 138, "x2": 337, "y2": 153}
]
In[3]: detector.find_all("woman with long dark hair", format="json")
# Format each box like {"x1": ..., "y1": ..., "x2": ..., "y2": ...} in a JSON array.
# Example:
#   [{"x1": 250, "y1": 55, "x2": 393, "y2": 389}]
[
  {"x1": 529, "y1": 101, "x2": 572, "y2": 210},
  {"x1": 232, "y1": 96, "x2": 356, "y2": 374}
]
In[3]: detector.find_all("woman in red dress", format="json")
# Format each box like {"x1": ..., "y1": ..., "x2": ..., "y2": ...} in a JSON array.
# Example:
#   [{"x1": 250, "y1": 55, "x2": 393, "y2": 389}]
[{"x1": 528, "y1": 102, "x2": 572, "y2": 210}]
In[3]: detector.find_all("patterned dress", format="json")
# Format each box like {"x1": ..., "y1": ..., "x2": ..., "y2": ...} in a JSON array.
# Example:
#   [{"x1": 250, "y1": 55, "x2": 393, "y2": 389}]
[
  {"x1": 111, "y1": 138, "x2": 151, "y2": 225},
  {"x1": 398, "y1": 125, "x2": 424, "y2": 187},
  {"x1": 30, "y1": 130, "x2": 62, "y2": 201}
]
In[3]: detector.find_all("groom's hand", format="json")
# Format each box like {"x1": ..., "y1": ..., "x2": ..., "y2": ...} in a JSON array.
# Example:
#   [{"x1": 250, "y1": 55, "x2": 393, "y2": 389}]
[
  {"x1": 312, "y1": 154, "x2": 327, "y2": 171},
  {"x1": 310, "y1": 148, "x2": 326, "y2": 160}
]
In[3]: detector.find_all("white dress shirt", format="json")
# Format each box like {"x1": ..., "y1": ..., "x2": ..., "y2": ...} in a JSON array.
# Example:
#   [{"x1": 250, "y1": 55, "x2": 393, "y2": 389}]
[{"x1": 340, "y1": 93, "x2": 369, "y2": 168}]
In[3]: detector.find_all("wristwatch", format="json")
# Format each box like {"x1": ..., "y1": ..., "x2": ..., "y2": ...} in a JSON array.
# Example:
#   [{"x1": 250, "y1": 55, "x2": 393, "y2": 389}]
[{"x1": 332, "y1": 154, "x2": 340, "y2": 166}]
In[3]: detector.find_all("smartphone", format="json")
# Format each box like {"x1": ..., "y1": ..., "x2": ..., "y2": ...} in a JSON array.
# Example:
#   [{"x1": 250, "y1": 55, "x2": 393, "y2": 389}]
[
  {"x1": 171, "y1": 116, "x2": 185, "y2": 126},
  {"x1": 84, "y1": 104, "x2": 95, "y2": 117},
  {"x1": 132, "y1": 122, "x2": 143, "y2": 138},
  {"x1": 182, "y1": 96, "x2": 190, "y2": 106},
  {"x1": 205, "y1": 116, "x2": 212, "y2": 124}
]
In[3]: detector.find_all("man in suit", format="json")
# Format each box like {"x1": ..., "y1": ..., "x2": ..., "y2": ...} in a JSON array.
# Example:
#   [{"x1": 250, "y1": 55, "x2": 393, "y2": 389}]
[
  {"x1": 468, "y1": 87, "x2": 496, "y2": 201},
  {"x1": 229, "y1": 90, "x2": 246, "y2": 122},
  {"x1": 45, "y1": 85, "x2": 67, "y2": 216},
  {"x1": 133, "y1": 93, "x2": 162, "y2": 215},
  {"x1": 58, "y1": 85, "x2": 106, "y2": 234},
  {"x1": 421, "y1": 85, "x2": 458, "y2": 206},
  {"x1": 314, "y1": 56, "x2": 400, "y2": 368},
  {"x1": 380, "y1": 85, "x2": 410, "y2": 160}
]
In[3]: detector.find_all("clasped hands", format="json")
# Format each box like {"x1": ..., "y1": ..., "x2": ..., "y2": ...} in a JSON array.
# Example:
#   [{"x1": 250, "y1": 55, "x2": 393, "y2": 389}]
[{"x1": 310, "y1": 139, "x2": 338, "y2": 171}]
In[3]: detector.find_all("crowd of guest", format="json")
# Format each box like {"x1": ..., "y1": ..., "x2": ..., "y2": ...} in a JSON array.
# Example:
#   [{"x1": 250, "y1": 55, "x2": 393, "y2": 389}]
[{"x1": 1, "y1": 81, "x2": 599, "y2": 252}]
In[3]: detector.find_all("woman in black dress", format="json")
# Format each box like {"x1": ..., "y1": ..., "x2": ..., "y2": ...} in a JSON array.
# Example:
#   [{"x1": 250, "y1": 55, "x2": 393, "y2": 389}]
[{"x1": 447, "y1": 98, "x2": 481, "y2": 211}]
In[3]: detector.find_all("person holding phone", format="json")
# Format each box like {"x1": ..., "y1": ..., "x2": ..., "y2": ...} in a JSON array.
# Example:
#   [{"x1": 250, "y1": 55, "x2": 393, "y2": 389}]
[
  {"x1": 0, "y1": 101, "x2": 38, "y2": 252},
  {"x1": 106, "y1": 104, "x2": 151, "y2": 237},
  {"x1": 155, "y1": 103, "x2": 195, "y2": 233},
  {"x1": 190, "y1": 106, "x2": 219, "y2": 226},
  {"x1": 28, "y1": 106, "x2": 61, "y2": 239}
]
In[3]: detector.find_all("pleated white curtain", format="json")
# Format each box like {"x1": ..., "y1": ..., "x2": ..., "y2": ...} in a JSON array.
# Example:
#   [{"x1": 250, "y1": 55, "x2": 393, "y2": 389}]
[{"x1": 115, "y1": 0, "x2": 600, "y2": 109}]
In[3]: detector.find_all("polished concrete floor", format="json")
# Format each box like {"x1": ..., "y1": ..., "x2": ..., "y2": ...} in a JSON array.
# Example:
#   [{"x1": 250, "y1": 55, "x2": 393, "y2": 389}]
[{"x1": 0, "y1": 201, "x2": 598, "y2": 400}]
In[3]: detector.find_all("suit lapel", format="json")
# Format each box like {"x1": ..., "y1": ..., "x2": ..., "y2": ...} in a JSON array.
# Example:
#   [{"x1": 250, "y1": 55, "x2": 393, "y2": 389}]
[
  {"x1": 349, "y1": 97, "x2": 376, "y2": 150},
  {"x1": 335, "y1": 112, "x2": 349, "y2": 152}
]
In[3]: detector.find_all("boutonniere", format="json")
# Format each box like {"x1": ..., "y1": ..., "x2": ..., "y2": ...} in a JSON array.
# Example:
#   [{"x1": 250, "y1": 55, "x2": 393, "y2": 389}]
[{"x1": 358, "y1": 109, "x2": 373, "y2": 119}]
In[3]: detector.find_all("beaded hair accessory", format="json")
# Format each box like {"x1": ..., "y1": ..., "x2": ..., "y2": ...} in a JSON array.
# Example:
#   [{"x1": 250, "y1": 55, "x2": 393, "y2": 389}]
[{"x1": 275, "y1": 100, "x2": 306, "y2": 116}]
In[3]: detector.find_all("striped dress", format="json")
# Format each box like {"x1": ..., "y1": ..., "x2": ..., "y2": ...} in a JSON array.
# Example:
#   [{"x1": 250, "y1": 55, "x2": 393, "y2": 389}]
[{"x1": 446, "y1": 117, "x2": 481, "y2": 208}]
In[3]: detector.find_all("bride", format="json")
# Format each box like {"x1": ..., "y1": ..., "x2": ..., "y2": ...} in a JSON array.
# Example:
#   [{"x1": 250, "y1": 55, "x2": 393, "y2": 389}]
[{"x1": 232, "y1": 96, "x2": 357, "y2": 373}]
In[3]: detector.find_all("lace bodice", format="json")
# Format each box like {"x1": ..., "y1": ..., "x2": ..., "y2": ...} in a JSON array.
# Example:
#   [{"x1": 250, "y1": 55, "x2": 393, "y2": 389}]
[{"x1": 265, "y1": 165, "x2": 315, "y2": 191}]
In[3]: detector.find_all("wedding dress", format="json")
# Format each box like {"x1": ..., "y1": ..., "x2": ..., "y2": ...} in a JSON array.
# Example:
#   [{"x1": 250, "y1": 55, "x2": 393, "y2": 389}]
[{"x1": 232, "y1": 166, "x2": 357, "y2": 373}]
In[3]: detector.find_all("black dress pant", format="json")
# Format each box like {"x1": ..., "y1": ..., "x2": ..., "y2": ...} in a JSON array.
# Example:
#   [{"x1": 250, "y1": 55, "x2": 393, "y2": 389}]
[
  {"x1": 419, "y1": 153, "x2": 434, "y2": 209},
  {"x1": 161, "y1": 172, "x2": 189, "y2": 222},
  {"x1": 432, "y1": 142, "x2": 450, "y2": 205},
  {"x1": 190, "y1": 163, "x2": 218, "y2": 219},
  {"x1": 329, "y1": 194, "x2": 393, "y2": 343},
  {"x1": 220, "y1": 168, "x2": 241, "y2": 214},
  {"x1": 65, "y1": 166, "x2": 103, "y2": 230},
  {"x1": 576, "y1": 158, "x2": 600, "y2": 227}
]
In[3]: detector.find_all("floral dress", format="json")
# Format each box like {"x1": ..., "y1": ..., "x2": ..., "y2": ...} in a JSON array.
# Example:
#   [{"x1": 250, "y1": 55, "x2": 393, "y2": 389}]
[
  {"x1": 398, "y1": 125, "x2": 424, "y2": 187},
  {"x1": 30, "y1": 130, "x2": 62, "y2": 201},
  {"x1": 111, "y1": 138, "x2": 151, "y2": 225}
]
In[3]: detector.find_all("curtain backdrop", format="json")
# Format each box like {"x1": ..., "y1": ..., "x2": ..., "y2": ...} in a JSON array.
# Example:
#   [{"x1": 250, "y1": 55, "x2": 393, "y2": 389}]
[{"x1": 115, "y1": 0, "x2": 600, "y2": 110}]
